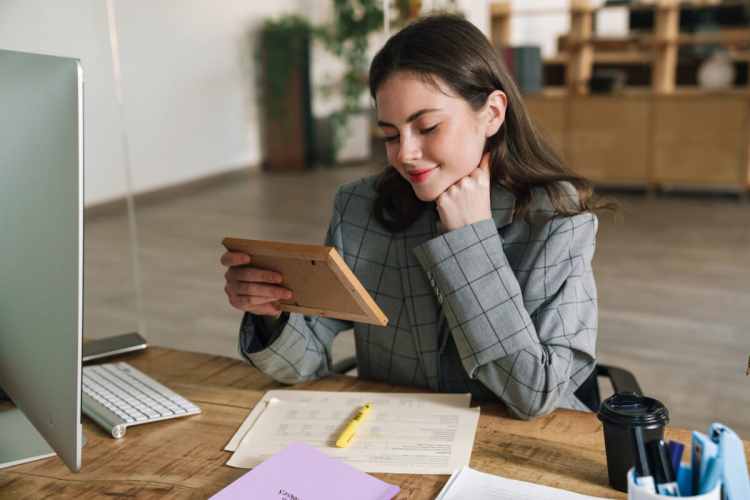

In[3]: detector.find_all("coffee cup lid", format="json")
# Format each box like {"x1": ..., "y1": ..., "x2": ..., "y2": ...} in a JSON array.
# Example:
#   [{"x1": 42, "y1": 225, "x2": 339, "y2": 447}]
[{"x1": 597, "y1": 391, "x2": 669, "y2": 428}]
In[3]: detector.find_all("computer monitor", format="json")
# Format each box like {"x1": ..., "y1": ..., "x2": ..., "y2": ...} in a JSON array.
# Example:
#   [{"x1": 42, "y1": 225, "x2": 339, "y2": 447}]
[{"x1": 0, "y1": 49, "x2": 86, "y2": 472}]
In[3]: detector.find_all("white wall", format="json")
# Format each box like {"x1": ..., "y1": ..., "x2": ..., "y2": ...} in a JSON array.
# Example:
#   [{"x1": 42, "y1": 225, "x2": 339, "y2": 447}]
[
  {"x1": 111, "y1": 0, "x2": 302, "y2": 199},
  {"x1": 0, "y1": 0, "x2": 300, "y2": 205},
  {"x1": 0, "y1": 1, "x2": 127, "y2": 205}
]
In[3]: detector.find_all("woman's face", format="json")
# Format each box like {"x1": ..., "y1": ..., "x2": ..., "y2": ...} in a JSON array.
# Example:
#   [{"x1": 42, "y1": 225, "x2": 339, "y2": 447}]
[{"x1": 376, "y1": 73, "x2": 490, "y2": 202}]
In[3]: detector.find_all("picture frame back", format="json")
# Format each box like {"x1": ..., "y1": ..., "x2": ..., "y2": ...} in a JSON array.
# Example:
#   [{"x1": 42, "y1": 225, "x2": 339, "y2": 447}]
[{"x1": 222, "y1": 237, "x2": 388, "y2": 326}]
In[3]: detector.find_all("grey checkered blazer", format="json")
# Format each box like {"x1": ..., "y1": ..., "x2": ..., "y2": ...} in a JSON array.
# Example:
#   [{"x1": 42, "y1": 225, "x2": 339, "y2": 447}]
[{"x1": 239, "y1": 173, "x2": 598, "y2": 419}]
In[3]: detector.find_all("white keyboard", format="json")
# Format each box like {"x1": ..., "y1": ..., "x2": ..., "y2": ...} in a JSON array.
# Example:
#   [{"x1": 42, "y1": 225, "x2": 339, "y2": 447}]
[{"x1": 82, "y1": 362, "x2": 201, "y2": 438}]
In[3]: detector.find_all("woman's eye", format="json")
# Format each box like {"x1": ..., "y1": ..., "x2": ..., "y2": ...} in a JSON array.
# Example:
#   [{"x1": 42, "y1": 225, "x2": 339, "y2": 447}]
[
  {"x1": 420, "y1": 125, "x2": 438, "y2": 134},
  {"x1": 382, "y1": 135, "x2": 399, "y2": 143}
]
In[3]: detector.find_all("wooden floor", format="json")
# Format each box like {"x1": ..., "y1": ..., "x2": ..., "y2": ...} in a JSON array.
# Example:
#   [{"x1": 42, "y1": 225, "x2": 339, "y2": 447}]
[{"x1": 84, "y1": 165, "x2": 750, "y2": 438}]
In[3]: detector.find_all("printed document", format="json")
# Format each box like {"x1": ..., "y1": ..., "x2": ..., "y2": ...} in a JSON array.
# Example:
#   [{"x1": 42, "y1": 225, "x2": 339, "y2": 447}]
[
  {"x1": 227, "y1": 392, "x2": 479, "y2": 474},
  {"x1": 225, "y1": 390, "x2": 472, "y2": 451},
  {"x1": 436, "y1": 467, "x2": 616, "y2": 500}
]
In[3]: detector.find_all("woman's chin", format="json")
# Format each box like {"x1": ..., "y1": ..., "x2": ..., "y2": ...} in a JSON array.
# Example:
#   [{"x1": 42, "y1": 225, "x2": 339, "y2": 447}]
[{"x1": 413, "y1": 188, "x2": 439, "y2": 203}]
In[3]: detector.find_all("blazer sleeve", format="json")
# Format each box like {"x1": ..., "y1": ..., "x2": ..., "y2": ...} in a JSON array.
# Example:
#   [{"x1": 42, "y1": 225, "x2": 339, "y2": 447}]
[
  {"x1": 412, "y1": 213, "x2": 598, "y2": 420},
  {"x1": 238, "y1": 190, "x2": 354, "y2": 384}
]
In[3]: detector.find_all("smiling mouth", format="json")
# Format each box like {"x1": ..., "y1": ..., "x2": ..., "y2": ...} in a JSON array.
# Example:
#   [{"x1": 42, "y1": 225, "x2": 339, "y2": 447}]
[{"x1": 407, "y1": 166, "x2": 438, "y2": 183}]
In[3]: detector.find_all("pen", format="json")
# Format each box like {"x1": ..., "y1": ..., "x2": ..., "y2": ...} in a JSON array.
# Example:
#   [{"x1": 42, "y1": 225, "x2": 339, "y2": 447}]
[
  {"x1": 336, "y1": 402, "x2": 372, "y2": 448},
  {"x1": 668, "y1": 440, "x2": 685, "y2": 478},
  {"x1": 631, "y1": 427, "x2": 657, "y2": 494},
  {"x1": 647, "y1": 439, "x2": 681, "y2": 497}
]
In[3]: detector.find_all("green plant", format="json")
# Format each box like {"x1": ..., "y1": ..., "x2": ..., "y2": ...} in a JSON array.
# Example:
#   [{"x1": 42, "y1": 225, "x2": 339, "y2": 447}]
[
  {"x1": 319, "y1": 0, "x2": 461, "y2": 157},
  {"x1": 318, "y1": 0, "x2": 384, "y2": 154},
  {"x1": 257, "y1": 15, "x2": 313, "y2": 143},
  {"x1": 258, "y1": 1, "x2": 462, "y2": 159}
]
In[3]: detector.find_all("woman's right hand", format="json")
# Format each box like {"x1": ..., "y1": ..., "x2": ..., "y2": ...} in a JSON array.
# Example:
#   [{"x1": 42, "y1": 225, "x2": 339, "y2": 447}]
[{"x1": 221, "y1": 251, "x2": 292, "y2": 318}]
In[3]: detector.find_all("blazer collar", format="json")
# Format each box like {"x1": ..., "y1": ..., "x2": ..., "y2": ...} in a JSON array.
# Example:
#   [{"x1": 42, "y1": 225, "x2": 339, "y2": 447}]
[
  {"x1": 490, "y1": 183, "x2": 516, "y2": 230},
  {"x1": 407, "y1": 183, "x2": 516, "y2": 238}
]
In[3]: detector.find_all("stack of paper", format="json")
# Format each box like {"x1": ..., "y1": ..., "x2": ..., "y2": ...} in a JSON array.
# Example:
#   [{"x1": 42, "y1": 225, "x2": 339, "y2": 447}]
[
  {"x1": 211, "y1": 441, "x2": 399, "y2": 500},
  {"x1": 225, "y1": 390, "x2": 480, "y2": 475},
  {"x1": 437, "y1": 467, "x2": 616, "y2": 500}
]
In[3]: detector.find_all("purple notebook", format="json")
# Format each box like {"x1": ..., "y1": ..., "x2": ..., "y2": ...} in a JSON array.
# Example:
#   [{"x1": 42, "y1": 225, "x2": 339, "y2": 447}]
[{"x1": 211, "y1": 441, "x2": 400, "y2": 500}]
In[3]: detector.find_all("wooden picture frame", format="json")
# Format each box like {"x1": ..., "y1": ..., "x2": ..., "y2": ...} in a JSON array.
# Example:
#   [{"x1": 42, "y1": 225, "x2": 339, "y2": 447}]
[{"x1": 222, "y1": 237, "x2": 388, "y2": 326}]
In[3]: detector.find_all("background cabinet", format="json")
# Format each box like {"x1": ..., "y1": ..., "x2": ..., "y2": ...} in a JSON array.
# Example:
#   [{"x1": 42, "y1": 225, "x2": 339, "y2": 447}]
[{"x1": 493, "y1": 0, "x2": 750, "y2": 194}]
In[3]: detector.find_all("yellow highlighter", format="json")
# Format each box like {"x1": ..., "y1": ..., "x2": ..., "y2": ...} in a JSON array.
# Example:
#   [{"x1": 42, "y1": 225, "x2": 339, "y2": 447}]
[{"x1": 336, "y1": 403, "x2": 372, "y2": 448}]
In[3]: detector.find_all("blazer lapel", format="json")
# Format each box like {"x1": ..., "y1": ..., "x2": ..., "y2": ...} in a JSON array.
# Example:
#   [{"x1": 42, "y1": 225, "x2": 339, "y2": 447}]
[
  {"x1": 392, "y1": 185, "x2": 515, "y2": 390},
  {"x1": 395, "y1": 205, "x2": 440, "y2": 389}
]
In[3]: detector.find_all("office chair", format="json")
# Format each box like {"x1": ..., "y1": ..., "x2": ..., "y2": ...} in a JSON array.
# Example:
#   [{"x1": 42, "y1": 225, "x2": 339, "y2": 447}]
[{"x1": 330, "y1": 358, "x2": 641, "y2": 414}]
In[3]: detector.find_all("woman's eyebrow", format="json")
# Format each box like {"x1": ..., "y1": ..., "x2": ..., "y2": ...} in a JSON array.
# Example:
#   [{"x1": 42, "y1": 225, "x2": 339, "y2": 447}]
[{"x1": 377, "y1": 108, "x2": 442, "y2": 128}]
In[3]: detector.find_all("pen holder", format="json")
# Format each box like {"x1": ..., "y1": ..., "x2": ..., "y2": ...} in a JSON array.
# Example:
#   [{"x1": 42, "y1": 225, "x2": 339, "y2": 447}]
[{"x1": 627, "y1": 465, "x2": 721, "y2": 499}]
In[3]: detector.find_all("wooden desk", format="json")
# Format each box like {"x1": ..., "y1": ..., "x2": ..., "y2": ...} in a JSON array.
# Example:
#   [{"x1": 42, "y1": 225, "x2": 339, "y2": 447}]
[{"x1": 2, "y1": 346, "x2": 748, "y2": 499}]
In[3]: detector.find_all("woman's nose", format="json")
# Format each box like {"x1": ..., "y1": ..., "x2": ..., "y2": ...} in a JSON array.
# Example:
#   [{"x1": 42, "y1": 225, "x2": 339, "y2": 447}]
[{"x1": 397, "y1": 136, "x2": 422, "y2": 164}]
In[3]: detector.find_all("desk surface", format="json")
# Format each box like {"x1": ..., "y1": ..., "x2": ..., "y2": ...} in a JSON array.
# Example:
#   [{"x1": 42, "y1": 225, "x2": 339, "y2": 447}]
[{"x1": 2, "y1": 346, "x2": 749, "y2": 499}]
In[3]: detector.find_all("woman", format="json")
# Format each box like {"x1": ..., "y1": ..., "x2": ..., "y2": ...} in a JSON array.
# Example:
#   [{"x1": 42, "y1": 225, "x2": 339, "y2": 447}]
[{"x1": 221, "y1": 14, "x2": 613, "y2": 420}]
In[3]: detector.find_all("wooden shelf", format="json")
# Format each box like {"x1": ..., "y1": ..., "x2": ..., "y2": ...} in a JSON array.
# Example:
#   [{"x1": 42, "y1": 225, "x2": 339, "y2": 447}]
[
  {"x1": 490, "y1": 2, "x2": 511, "y2": 47},
  {"x1": 545, "y1": 53, "x2": 651, "y2": 65},
  {"x1": 519, "y1": 0, "x2": 750, "y2": 192},
  {"x1": 544, "y1": 55, "x2": 568, "y2": 65},
  {"x1": 510, "y1": 0, "x2": 750, "y2": 17},
  {"x1": 664, "y1": 86, "x2": 750, "y2": 96},
  {"x1": 641, "y1": 29, "x2": 750, "y2": 46},
  {"x1": 595, "y1": 52, "x2": 652, "y2": 64},
  {"x1": 615, "y1": 0, "x2": 750, "y2": 13}
]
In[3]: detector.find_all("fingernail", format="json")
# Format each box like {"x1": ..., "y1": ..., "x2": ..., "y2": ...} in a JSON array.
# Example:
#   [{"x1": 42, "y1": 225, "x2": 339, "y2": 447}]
[
  {"x1": 284, "y1": 291, "x2": 292, "y2": 298},
  {"x1": 275, "y1": 274, "x2": 283, "y2": 282}
]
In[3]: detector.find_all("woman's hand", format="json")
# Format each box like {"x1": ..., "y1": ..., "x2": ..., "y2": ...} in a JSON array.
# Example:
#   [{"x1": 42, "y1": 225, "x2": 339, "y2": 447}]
[
  {"x1": 221, "y1": 251, "x2": 292, "y2": 318},
  {"x1": 436, "y1": 152, "x2": 492, "y2": 232}
]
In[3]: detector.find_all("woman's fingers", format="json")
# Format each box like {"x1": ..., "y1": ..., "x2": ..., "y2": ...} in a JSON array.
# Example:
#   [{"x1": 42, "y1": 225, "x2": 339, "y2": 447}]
[
  {"x1": 435, "y1": 152, "x2": 493, "y2": 232},
  {"x1": 226, "y1": 281, "x2": 291, "y2": 299},
  {"x1": 222, "y1": 251, "x2": 290, "y2": 315},
  {"x1": 470, "y1": 152, "x2": 491, "y2": 182},
  {"x1": 224, "y1": 265, "x2": 282, "y2": 284},
  {"x1": 227, "y1": 295, "x2": 281, "y2": 315},
  {"x1": 221, "y1": 251, "x2": 250, "y2": 267}
]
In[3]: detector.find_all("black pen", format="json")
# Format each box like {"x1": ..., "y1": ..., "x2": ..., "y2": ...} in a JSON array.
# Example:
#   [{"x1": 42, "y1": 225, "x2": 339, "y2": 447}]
[
  {"x1": 630, "y1": 427, "x2": 657, "y2": 494},
  {"x1": 647, "y1": 439, "x2": 681, "y2": 497}
]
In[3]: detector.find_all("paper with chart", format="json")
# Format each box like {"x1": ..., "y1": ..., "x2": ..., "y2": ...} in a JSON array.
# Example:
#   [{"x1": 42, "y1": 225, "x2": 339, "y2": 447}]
[
  {"x1": 227, "y1": 395, "x2": 480, "y2": 474},
  {"x1": 224, "y1": 390, "x2": 472, "y2": 451}
]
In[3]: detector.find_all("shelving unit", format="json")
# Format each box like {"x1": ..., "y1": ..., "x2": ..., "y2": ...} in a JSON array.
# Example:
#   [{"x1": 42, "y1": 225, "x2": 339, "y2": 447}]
[
  {"x1": 490, "y1": 2, "x2": 511, "y2": 47},
  {"x1": 491, "y1": 0, "x2": 750, "y2": 195}
]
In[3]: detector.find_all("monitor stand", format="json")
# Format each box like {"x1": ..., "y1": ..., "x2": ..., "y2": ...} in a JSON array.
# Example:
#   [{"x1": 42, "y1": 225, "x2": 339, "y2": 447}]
[{"x1": 0, "y1": 409, "x2": 87, "y2": 470}]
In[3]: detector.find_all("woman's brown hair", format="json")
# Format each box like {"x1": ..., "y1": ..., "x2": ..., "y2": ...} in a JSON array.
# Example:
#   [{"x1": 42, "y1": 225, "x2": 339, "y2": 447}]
[{"x1": 369, "y1": 13, "x2": 616, "y2": 232}]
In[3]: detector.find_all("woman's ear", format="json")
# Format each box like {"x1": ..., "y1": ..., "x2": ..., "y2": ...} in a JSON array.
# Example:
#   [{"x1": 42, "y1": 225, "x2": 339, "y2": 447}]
[{"x1": 483, "y1": 90, "x2": 507, "y2": 138}]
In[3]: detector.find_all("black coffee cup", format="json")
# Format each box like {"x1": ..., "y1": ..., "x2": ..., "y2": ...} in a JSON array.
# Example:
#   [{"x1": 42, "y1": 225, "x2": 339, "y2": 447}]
[{"x1": 597, "y1": 391, "x2": 670, "y2": 493}]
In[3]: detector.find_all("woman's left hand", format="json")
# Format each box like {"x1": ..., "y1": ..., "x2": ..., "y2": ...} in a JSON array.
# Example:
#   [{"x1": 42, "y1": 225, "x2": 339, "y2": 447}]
[{"x1": 436, "y1": 152, "x2": 492, "y2": 233}]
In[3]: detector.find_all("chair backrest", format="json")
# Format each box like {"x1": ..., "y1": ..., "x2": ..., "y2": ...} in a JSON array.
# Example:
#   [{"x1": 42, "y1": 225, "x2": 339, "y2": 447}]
[{"x1": 574, "y1": 364, "x2": 643, "y2": 413}]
